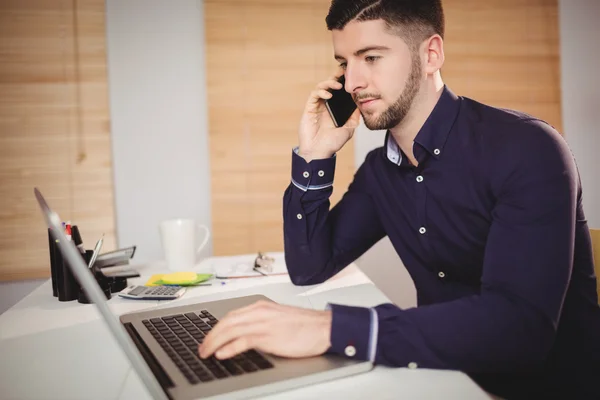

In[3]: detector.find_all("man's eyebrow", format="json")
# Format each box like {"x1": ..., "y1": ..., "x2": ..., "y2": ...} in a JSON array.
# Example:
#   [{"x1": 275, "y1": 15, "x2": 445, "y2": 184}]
[{"x1": 334, "y1": 45, "x2": 391, "y2": 61}]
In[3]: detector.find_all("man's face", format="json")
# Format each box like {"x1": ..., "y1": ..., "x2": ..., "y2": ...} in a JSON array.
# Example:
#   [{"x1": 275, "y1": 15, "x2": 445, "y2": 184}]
[{"x1": 332, "y1": 19, "x2": 423, "y2": 130}]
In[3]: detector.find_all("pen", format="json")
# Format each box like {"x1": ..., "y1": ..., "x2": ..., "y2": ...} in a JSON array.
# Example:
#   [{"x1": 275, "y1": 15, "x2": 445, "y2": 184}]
[
  {"x1": 62, "y1": 222, "x2": 70, "y2": 241},
  {"x1": 252, "y1": 266, "x2": 269, "y2": 276},
  {"x1": 88, "y1": 234, "x2": 104, "y2": 268},
  {"x1": 71, "y1": 225, "x2": 85, "y2": 254}
]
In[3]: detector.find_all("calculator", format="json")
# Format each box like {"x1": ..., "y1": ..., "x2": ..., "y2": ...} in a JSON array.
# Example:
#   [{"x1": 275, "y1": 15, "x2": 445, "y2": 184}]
[{"x1": 118, "y1": 285, "x2": 186, "y2": 300}]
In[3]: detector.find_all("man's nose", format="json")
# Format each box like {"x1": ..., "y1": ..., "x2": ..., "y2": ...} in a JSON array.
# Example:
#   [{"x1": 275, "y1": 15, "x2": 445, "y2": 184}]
[{"x1": 344, "y1": 66, "x2": 367, "y2": 94}]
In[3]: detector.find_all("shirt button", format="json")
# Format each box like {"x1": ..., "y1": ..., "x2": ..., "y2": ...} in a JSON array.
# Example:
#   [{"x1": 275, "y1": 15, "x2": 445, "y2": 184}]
[
  {"x1": 296, "y1": 214, "x2": 303, "y2": 220},
  {"x1": 408, "y1": 362, "x2": 418, "y2": 369},
  {"x1": 419, "y1": 227, "x2": 426, "y2": 234},
  {"x1": 416, "y1": 175, "x2": 423, "y2": 183},
  {"x1": 302, "y1": 171, "x2": 310, "y2": 178},
  {"x1": 433, "y1": 148, "x2": 441, "y2": 155},
  {"x1": 318, "y1": 170, "x2": 325, "y2": 177},
  {"x1": 438, "y1": 271, "x2": 446, "y2": 278},
  {"x1": 345, "y1": 345, "x2": 356, "y2": 357}
]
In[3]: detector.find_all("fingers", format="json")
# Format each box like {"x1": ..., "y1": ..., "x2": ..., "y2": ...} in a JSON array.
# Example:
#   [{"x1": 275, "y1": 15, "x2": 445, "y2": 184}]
[
  {"x1": 199, "y1": 308, "x2": 256, "y2": 355},
  {"x1": 316, "y1": 79, "x2": 342, "y2": 91},
  {"x1": 199, "y1": 301, "x2": 273, "y2": 359},
  {"x1": 200, "y1": 320, "x2": 265, "y2": 359},
  {"x1": 305, "y1": 78, "x2": 344, "y2": 112},
  {"x1": 307, "y1": 88, "x2": 333, "y2": 106},
  {"x1": 214, "y1": 335, "x2": 263, "y2": 360}
]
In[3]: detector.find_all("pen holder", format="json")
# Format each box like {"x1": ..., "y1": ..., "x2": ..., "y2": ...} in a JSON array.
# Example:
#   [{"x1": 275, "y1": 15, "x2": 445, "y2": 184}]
[
  {"x1": 48, "y1": 230, "x2": 85, "y2": 302},
  {"x1": 110, "y1": 276, "x2": 129, "y2": 293},
  {"x1": 78, "y1": 262, "x2": 112, "y2": 304},
  {"x1": 48, "y1": 229, "x2": 59, "y2": 297},
  {"x1": 47, "y1": 231, "x2": 113, "y2": 303}
]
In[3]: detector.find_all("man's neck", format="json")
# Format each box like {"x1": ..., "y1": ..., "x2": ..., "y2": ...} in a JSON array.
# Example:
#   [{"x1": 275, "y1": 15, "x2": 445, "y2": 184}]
[{"x1": 389, "y1": 75, "x2": 445, "y2": 166}]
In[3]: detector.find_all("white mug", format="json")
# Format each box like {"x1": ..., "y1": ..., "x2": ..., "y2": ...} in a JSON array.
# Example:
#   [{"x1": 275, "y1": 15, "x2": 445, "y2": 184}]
[{"x1": 159, "y1": 219, "x2": 210, "y2": 271}]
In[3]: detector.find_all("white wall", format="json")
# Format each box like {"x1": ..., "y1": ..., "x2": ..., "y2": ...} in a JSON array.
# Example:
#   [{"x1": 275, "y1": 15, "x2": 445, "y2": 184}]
[
  {"x1": 105, "y1": 0, "x2": 212, "y2": 263},
  {"x1": 558, "y1": 0, "x2": 600, "y2": 229}
]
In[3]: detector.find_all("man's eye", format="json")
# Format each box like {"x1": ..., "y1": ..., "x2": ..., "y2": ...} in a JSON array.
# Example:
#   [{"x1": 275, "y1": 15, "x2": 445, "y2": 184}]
[
  {"x1": 338, "y1": 63, "x2": 347, "y2": 70},
  {"x1": 365, "y1": 56, "x2": 380, "y2": 63}
]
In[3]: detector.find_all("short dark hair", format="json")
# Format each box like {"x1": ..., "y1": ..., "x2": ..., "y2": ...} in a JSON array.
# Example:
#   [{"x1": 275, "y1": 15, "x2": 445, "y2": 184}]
[{"x1": 326, "y1": 0, "x2": 445, "y2": 48}]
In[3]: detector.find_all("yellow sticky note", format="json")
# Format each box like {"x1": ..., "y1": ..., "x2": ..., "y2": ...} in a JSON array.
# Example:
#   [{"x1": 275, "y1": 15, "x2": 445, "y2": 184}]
[
  {"x1": 161, "y1": 272, "x2": 198, "y2": 284},
  {"x1": 145, "y1": 274, "x2": 165, "y2": 287}
]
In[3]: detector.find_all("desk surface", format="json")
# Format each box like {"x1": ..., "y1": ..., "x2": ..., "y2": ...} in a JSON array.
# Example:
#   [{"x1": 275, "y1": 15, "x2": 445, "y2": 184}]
[{"x1": 0, "y1": 258, "x2": 492, "y2": 400}]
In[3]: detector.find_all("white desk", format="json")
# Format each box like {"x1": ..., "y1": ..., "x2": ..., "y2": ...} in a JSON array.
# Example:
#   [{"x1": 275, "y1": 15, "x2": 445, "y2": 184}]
[{"x1": 0, "y1": 258, "x2": 492, "y2": 400}]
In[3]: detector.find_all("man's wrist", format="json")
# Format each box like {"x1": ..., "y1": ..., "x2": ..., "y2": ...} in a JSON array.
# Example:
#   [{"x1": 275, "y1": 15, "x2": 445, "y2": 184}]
[
  {"x1": 320, "y1": 310, "x2": 333, "y2": 351},
  {"x1": 299, "y1": 148, "x2": 334, "y2": 163},
  {"x1": 290, "y1": 147, "x2": 336, "y2": 192}
]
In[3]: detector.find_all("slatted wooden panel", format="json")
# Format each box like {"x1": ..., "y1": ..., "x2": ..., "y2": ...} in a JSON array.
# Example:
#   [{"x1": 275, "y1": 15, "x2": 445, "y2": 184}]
[
  {"x1": 205, "y1": 0, "x2": 356, "y2": 256},
  {"x1": 0, "y1": 0, "x2": 115, "y2": 281},
  {"x1": 205, "y1": 0, "x2": 561, "y2": 256},
  {"x1": 443, "y1": 0, "x2": 562, "y2": 131}
]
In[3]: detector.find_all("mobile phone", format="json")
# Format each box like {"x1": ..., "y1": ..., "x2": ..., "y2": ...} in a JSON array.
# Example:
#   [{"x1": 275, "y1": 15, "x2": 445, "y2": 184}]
[{"x1": 325, "y1": 75, "x2": 357, "y2": 127}]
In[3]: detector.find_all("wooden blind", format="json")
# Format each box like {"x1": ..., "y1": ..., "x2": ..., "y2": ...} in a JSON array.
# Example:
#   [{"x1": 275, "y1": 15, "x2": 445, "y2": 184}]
[
  {"x1": 0, "y1": 0, "x2": 116, "y2": 281},
  {"x1": 205, "y1": 0, "x2": 561, "y2": 256},
  {"x1": 443, "y1": 0, "x2": 562, "y2": 131},
  {"x1": 205, "y1": 0, "x2": 356, "y2": 256}
]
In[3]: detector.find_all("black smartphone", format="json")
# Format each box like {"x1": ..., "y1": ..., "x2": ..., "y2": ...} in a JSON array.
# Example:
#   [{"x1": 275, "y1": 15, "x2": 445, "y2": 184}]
[{"x1": 325, "y1": 75, "x2": 357, "y2": 127}]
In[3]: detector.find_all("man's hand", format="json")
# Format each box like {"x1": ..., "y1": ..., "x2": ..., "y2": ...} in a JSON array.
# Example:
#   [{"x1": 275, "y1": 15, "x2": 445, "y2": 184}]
[
  {"x1": 198, "y1": 300, "x2": 332, "y2": 360},
  {"x1": 297, "y1": 74, "x2": 360, "y2": 163}
]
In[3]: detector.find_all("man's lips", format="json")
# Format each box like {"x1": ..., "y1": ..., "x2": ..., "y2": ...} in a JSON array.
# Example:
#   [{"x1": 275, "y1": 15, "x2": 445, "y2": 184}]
[{"x1": 357, "y1": 98, "x2": 379, "y2": 107}]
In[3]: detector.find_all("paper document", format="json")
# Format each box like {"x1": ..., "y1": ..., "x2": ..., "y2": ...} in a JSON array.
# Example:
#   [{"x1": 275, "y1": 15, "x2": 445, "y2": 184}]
[{"x1": 196, "y1": 252, "x2": 288, "y2": 279}]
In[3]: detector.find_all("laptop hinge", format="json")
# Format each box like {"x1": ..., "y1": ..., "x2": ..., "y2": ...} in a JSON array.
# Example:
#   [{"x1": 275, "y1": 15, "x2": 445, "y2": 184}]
[{"x1": 123, "y1": 322, "x2": 175, "y2": 391}]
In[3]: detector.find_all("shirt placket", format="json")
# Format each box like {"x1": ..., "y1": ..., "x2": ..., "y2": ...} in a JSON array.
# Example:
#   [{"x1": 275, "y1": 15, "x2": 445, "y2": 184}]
[{"x1": 414, "y1": 149, "x2": 448, "y2": 281}]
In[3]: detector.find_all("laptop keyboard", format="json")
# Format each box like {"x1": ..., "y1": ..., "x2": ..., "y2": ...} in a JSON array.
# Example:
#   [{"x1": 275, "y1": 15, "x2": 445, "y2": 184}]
[{"x1": 142, "y1": 310, "x2": 274, "y2": 384}]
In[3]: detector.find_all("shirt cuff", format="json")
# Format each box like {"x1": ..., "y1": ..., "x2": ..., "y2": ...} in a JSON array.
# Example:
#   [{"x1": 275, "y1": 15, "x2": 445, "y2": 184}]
[
  {"x1": 291, "y1": 147, "x2": 336, "y2": 192},
  {"x1": 325, "y1": 303, "x2": 378, "y2": 362}
]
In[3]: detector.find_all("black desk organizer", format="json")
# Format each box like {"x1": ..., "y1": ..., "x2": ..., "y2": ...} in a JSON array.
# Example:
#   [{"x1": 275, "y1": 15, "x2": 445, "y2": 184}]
[{"x1": 48, "y1": 229, "x2": 135, "y2": 304}]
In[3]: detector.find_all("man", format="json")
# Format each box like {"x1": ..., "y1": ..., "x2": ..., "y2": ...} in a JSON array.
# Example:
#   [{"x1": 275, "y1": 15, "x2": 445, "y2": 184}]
[{"x1": 200, "y1": 0, "x2": 600, "y2": 398}]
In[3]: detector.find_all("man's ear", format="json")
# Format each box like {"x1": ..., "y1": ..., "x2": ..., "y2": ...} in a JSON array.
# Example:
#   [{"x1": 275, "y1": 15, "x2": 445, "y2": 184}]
[{"x1": 423, "y1": 34, "x2": 444, "y2": 74}]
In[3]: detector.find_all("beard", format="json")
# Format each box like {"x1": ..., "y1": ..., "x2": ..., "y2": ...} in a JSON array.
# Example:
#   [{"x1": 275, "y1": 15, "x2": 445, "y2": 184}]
[{"x1": 358, "y1": 52, "x2": 422, "y2": 131}]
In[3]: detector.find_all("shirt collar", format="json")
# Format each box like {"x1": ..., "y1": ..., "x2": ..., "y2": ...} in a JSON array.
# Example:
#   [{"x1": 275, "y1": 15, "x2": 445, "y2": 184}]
[
  {"x1": 386, "y1": 132, "x2": 403, "y2": 165},
  {"x1": 385, "y1": 85, "x2": 461, "y2": 164}
]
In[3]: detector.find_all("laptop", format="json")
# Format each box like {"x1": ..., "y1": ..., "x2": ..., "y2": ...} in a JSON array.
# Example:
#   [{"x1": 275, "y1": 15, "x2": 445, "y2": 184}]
[{"x1": 34, "y1": 188, "x2": 373, "y2": 399}]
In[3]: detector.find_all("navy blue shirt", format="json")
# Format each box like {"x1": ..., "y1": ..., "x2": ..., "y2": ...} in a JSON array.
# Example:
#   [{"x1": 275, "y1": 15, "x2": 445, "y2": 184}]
[{"x1": 282, "y1": 86, "x2": 600, "y2": 399}]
